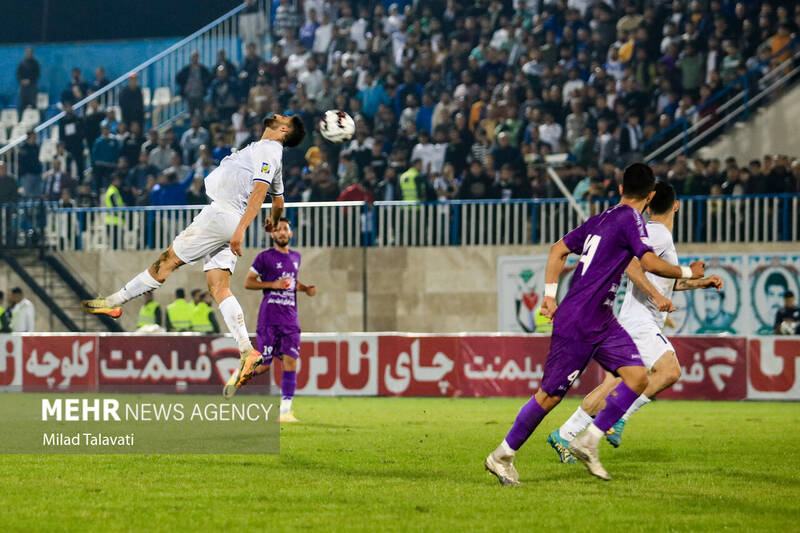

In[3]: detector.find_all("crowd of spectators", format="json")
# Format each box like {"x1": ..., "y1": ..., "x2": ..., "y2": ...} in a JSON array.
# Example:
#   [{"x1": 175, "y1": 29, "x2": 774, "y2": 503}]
[{"x1": 3, "y1": 0, "x2": 800, "y2": 212}]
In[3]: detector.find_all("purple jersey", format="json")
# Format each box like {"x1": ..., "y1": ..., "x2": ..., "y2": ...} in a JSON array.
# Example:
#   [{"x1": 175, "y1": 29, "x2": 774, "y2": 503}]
[
  {"x1": 250, "y1": 248, "x2": 302, "y2": 328},
  {"x1": 553, "y1": 204, "x2": 653, "y2": 342}
]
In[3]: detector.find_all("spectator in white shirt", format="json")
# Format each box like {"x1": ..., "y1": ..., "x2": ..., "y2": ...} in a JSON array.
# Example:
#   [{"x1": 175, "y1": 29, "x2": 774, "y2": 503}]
[
  {"x1": 9, "y1": 287, "x2": 35, "y2": 332},
  {"x1": 313, "y1": 12, "x2": 334, "y2": 55},
  {"x1": 298, "y1": 57, "x2": 325, "y2": 101},
  {"x1": 538, "y1": 112, "x2": 563, "y2": 152},
  {"x1": 179, "y1": 115, "x2": 210, "y2": 165}
]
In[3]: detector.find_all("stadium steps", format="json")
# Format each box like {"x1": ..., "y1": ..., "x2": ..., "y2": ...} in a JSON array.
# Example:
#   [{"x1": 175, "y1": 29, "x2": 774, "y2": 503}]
[{"x1": 0, "y1": 250, "x2": 121, "y2": 332}]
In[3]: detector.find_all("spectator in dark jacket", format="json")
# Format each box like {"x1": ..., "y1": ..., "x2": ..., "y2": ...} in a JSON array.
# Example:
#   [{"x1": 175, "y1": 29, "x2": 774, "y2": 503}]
[
  {"x1": 58, "y1": 103, "x2": 86, "y2": 179},
  {"x1": 61, "y1": 67, "x2": 88, "y2": 106},
  {"x1": 176, "y1": 52, "x2": 212, "y2": 116},
  {"x1": 119, "y1": 73, "x2": 145, "y2": 126},
  {"x1": 19, "y1": 131, "x2": 42, "y2": 199},
  {"x1": 16, "y1": 47, "x2": 39, "y2": 117}
]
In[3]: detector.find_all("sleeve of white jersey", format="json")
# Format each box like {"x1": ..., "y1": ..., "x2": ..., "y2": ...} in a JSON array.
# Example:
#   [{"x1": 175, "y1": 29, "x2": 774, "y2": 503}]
[
  {"x1": 648, "y1": 224, "x2": 671, "y2": 258},
  {"x1": 252, "y1": 143, "x2": 281, "y2": 187}
]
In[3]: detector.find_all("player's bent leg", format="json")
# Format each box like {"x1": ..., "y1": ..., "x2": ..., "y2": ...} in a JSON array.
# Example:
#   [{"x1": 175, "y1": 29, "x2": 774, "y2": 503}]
[
  {"x1": 606, "y1": 351, "x2": 680, "y2": 444},
  {"x1": 643, "y1": 351, "x2": 681, "y2": 397},
  {"x1": 569, "y1": 366, "x2": 646, "y2": 480},
  {"x1": 549, "y1": 373, "x2": 619, "y2": 464},
  {"x1": 581, "y1": 372, "x2": 622, "y2": 416},
  {"x1": 82, "y1": 246, "x2": 183, "y2": 317},
  {"x1": 208, "y1": 268, "x2": 262, "y2": 399},
  {"x1": 486, "y1": 390, "x2": 561, "y2": 486}
]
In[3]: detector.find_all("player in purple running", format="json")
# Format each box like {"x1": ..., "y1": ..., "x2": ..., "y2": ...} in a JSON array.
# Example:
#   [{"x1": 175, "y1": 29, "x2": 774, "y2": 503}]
[
  {"x1": 484, "y1": 163, "x2": 706, "y2": 483},
  {"x1": 224, "y1": 217, "x2": 316, "y2": 423}
]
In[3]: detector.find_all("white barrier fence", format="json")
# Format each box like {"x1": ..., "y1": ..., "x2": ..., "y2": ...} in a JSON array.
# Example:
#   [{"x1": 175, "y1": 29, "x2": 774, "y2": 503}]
[{"x1": 0, "y1": 195, "x2": 796, "y2": 250}]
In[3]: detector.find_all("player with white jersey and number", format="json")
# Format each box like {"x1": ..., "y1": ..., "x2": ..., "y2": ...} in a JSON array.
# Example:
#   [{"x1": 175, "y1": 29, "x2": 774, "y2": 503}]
[
  {"x1": 82, "y1": 114, "x2": 305, "y2": 390},
  {"x1": 547, "y1": 181, "x2": 723, "y2": 463}
]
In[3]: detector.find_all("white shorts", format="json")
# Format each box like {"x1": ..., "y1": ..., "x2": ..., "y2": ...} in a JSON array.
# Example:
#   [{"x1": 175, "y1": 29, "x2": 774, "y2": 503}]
[
  {"x1": 624, "y1": 321, "x2": 675, "y2": 370},
  {"x1": 172, "y1": 204, "x2": 241, "y2": 273}
]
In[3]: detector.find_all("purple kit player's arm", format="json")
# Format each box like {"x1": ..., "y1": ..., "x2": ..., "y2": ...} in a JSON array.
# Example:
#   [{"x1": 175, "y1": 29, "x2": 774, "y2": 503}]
[
  {"x1": 297, "y1": 281, "x2": 317, "y2": 296},
  {"x1": 539, "y1": 239, "x2": 572, "y2": 319},
  {"x1": 625, "y1": 258, "x2": 676, "y2": 312},
  {"x1": 244, "y1": 271, "x2": 292, "y2": 291}
]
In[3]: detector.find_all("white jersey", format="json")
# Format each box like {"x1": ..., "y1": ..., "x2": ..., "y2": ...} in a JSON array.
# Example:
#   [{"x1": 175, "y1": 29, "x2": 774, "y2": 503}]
[
  {"x1": 204, "y1": 139, "x2": 284, "y2": 215},
  {"x1": 618, "y1": 221, "x2": 678, "y2": 330}
]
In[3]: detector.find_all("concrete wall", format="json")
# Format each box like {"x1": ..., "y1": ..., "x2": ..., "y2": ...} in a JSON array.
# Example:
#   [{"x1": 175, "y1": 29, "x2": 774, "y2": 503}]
[
  {"x1": 698, "y1": 83, "x2": 800, "y2": 162},
  {"x1": 1, "y1": 242, "x2": 796, "y2": 333}
]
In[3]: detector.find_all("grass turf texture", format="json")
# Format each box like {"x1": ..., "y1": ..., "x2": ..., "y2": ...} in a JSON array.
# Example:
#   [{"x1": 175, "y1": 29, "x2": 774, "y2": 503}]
[{"x1": 0, "y1": 397, "x2": 798, "y2": 532}]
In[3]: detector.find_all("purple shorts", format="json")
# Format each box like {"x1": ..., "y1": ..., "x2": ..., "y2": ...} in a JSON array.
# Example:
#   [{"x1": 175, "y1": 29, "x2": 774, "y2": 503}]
[
  {"x1": 256, "y1": 325, "x2": 301, "y2": 365},
  {"x1": 540, "y1": 322, "x2": 644, "y2": 396}
]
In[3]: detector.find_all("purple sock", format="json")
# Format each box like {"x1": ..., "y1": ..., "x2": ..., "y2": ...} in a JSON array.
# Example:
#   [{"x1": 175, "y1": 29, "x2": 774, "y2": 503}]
[
  {"x1": 281, "y1": 370, "x2": 297, "y2": 400},
  {"x1": 593, "y1": 381, "x2": 640, "y2": 432},
  {"x1": 504, "y1": 396, "x2": 548, "y2": 450}
]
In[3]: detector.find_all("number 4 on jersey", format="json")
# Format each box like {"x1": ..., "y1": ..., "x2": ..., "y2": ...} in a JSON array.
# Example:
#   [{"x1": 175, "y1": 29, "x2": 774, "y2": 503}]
[{"x1": 578, "y1": 234, "x2": 602, "y2": 274}]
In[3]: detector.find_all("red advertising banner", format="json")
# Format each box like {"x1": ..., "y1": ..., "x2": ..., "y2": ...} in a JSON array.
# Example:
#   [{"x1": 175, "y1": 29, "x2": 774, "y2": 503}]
[
  {"x1": 376, "y1": 335, "x2": 606, "y2": 398},
  {"x1": 96, "y1": 335, "x2": 263, "y2": 394},
  {"x1": 0, "y1": 335, "x2": 22, "y2": 390},
  {"x1": 747, "y1": 337, "x2": 800, "y2": 400},
  {"x1": 659, "y1": 336, "x2": 748, "y2": 400},
  {"x1": 21, "y1": 335, "x2": 97, "y2": 392},
  {"x1": 9, "y1": 333, "x2": 800, "y2": 400},
  {"x1": 269, "y1": 335, "x2": 378, "y2": 395}
]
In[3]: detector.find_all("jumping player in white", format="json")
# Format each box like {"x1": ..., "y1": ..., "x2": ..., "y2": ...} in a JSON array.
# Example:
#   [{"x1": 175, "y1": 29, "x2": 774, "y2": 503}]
[
  {"x1": 82, "y1": 114, "x2": 305, "y2": 390},
  {"x1": 547, "y1": 181, "x2": 723, "y2": 463}
]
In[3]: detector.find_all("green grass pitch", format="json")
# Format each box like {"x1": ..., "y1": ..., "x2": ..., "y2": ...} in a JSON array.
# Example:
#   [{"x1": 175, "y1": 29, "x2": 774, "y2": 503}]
[{"x1": 1, "y1": 397, "x2": 798, "y2": 532}]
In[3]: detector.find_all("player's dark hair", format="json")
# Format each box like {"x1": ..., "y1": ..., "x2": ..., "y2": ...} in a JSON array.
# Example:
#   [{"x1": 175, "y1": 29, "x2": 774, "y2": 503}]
[
  {"x1": 283, "y1": 116, "x2": 305, "y2": 147},
  {"x1": 175, "y1": 288, "x2": 185, "y2": 299},
  {"x1": 191, "y1": 288, "x2": 202, "y2": 298},
  {"x1": 648, "y1": 181, "x2": 676, "y2": 215},
  {"x1": 0, "y1": 290, "x2": 4, "y2": 300},
  {"x1": 278, "y1": 217, "x2": 291, "y2": 227},
  {"x1": 765, "y1": 272, "x2": 788, "y2": 291},
  {"x1": 11, "y1": 287, "x2": 22, "y2": 295},
  {"x1": 621, "y1": 162, "x2": 655, "y2": 200}
]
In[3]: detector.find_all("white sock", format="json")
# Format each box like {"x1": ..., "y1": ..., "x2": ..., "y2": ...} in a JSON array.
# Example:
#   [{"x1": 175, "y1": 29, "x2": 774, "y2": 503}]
[
  {"x1": 107, "y1": 270, "x2": 162, "y2": 306},
  {"x1": 500, "y1": 439, "x2": 515, "y2": 456},
  {"x1": 559, "y1": 407, "x2": 593, "y2": 441},
  {"x1": 280, "y1": 397, "x2": 293, "y2": 415},
  {"x1": 622, "y1": 394, "x2": 651, "y2": 421},
  {"x1": 218, "y1": 296, "x2": 253, "y2": 354},
  {"x1": 585, "y1": 424, "x2": 604, "y2": 445}
]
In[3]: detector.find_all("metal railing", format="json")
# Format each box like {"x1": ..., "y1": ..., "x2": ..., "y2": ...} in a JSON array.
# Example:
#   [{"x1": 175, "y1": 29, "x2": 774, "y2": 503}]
[
  {"x1": 2, "y1": 195, "x2": 796, "y2": 251},
  {"x1": 644, "y1": 39, "x2": 800, "y2": 162},
  {"x1": 0, "y1": 1, "x2": 268, "y2": 178}
]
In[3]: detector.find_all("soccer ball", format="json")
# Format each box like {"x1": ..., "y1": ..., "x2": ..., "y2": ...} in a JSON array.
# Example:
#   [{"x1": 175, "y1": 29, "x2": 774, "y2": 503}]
[{"x1": 319, "y1": 110, "x2": 355, "y2": 143}]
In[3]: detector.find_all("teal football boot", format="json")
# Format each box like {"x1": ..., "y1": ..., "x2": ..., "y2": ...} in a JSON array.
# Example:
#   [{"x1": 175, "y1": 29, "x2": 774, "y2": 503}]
[
  {"x1": 605, "y1": 418, "x2": 626, "y2": 448},
  {"x1": 547, "y1": 429, "x2": 575, "y2": 464}
]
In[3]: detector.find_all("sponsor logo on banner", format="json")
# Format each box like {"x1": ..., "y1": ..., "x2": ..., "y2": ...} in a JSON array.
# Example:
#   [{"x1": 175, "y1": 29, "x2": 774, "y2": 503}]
[
  {"x1": 379, "y1": 337, "x2": 458, "y2": 396},
  {"x1": 457, "y1": 336, "x2": 605, "y2": 397},
  {"x1": 271, "y1": 335, "x2": 378, "y2": 396},
  {"x1": 0, "y1": 335, "x2": 22, "y2": 390},
  {"x1": 747, "y1": 337, "x2": 800, "y2": 400},
  {"x1": 98, "y1": 336, "x2": 245, "y2": 393},
  {"x1": 661, "y1": 337, "x2": 747, "y2": 400},
  {"x1": 22, "y1": 336, "x2": 97, "y2": 392}
]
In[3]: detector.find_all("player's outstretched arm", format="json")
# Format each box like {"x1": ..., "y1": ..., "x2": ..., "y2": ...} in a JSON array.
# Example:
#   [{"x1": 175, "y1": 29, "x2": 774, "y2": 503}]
[
  {"x1": 626, "y1": 258, "x2": 675, "y2": 312},
  {"x1": 244, "y1": 271, "x2": 291, "y2": 290},
  {"x1": 640, "y1": 251, "x2": 705, "y2": 280},
  {"x1": 540, "y1": 239, "x2": 571, "y2": 319},
  {"x1": 231, "y1": 181, "x2": 269, "y2": 256},
  {"x1": 264, "y1": 194, "x2": 284, "y2": 233},
  {"x1": 674, "y1": 275, "x2": 723, "y2": 291}
]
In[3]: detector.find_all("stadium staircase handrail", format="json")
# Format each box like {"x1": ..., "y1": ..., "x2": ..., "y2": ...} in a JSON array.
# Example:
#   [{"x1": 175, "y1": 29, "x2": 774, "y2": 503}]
[{"x1": 643, "y1": 37, "x2": 800, "y2": 162}]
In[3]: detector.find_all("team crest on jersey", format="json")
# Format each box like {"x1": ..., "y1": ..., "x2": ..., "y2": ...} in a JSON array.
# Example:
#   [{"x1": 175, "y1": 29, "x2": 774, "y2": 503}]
[
  {"x1": 260, "y1": 162, "x2": 271, "y2": 174},
  {"x1": 276, "y1": 262, "x2": 282, "y2": 269}
]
